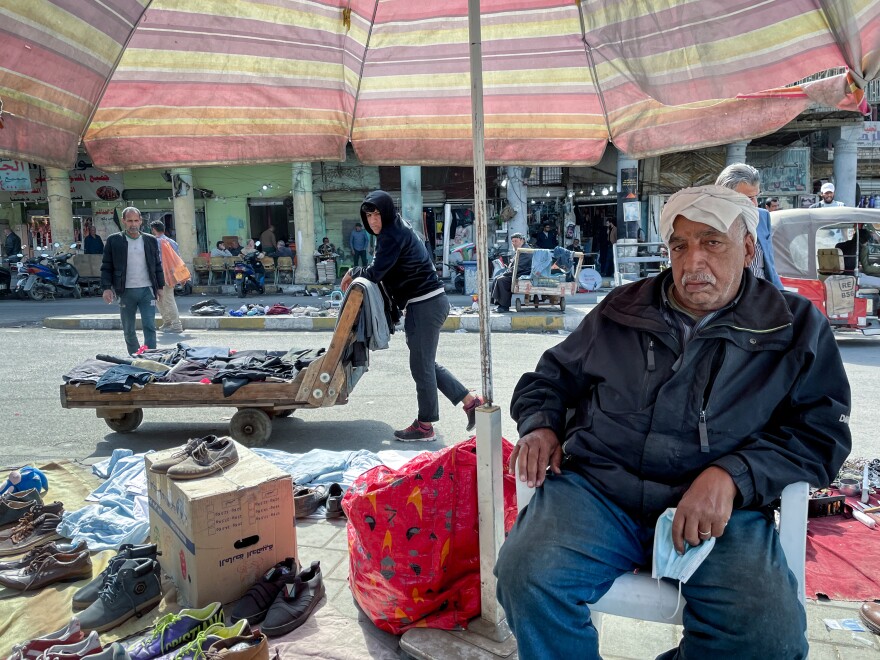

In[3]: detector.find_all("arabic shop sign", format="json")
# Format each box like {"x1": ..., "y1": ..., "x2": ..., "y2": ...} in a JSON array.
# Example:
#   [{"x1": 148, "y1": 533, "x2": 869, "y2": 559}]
[
  {"x1": 0, "y1": 160, "x2": 33, "y2": 191},
  {"x1": 0, "y1": 165, "x2": 123, "y2": 203}
]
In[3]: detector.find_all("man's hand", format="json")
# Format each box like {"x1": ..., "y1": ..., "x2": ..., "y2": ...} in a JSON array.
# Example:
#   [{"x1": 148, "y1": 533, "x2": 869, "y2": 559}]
[
  {"x1": 671, "y1": 466, "x2": 737, "y2": 554},
  {"x1": 508, "y1": 428, "x2": 562, "y2": 488},
  {"x1": 102, "y1": 289, "x2": 115, "y2": 304},
  {"x1": 340, "y1": 270, "x2": 354, "y2": 292},
  {"x1": 155, "y1": 289, "x2": 163, "y2": 302}
]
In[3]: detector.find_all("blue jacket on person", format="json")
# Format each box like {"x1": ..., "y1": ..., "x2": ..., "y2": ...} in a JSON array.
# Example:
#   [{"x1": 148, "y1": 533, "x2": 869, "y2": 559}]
[{"x1": 758, "y1": 208, "x2": 783, "y2": 290}]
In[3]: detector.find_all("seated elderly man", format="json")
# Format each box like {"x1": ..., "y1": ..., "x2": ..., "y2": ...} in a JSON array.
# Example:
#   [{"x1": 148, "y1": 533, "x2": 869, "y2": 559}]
[
  {"x1": 495, "y1": 185, "x2": 851, "y2": 659},
  {"x1": 491, "y1": 232, "x2": 532, "y2": 313}
]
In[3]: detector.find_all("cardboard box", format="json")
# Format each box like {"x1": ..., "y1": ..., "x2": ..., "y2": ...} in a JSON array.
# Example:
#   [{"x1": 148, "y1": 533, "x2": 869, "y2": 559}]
[{"x1": 145, "y1": 441, "x2": 296, "y2": 607}]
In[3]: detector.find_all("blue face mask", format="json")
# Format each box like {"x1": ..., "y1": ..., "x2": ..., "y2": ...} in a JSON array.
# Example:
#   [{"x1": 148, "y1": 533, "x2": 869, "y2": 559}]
[{"x1": 651, "y1": 507, "x2": 716, "y2": 618}]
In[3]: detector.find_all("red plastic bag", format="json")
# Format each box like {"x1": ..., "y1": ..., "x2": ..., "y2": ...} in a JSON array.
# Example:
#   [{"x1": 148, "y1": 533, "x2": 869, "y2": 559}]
[{"x1": 342, "y1": 437, "x2": 518, "y2": 634}]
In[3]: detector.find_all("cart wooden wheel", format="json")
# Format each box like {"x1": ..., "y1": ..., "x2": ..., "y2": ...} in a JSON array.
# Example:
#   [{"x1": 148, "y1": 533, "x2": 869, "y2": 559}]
[
  {"x1": 230, "y1": 408, "x2": 273, "y2": 447},
  {"x1": 105, "y1": 409, "x2": 143, "y2": 433},
  {"x1": 559, "y1": 297, "x2": 566, "y2": 312},
  {"x1": 515, "y1": 298, "x2": 522, "y2": 313}
]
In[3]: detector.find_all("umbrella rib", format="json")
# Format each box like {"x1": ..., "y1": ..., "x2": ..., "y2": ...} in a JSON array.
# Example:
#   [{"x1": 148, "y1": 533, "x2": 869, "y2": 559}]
[
  {"x1": 81, "y1": 0, "x2": 157, "y2": 147},
  {"x1": 575, "y1": 3, "x2": 613, "y2": 144},
  {"x1": 349, "y1": 0, "x2": 381, "y2": 145}
]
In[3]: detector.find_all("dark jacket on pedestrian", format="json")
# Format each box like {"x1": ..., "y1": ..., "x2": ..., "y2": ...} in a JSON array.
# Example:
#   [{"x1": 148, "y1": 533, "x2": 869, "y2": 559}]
[
  {"x1": 4, "y1": 231, "x2": 21, "y2": 258},
  {"x1": 350, "y1": 190, "x2": 443, "y2": 310},
  {"x1": 511, "y1": 268, "x2": 851, "y2": 522},
  {"x1": 101, "y1": 231, "x2": 165, "y2": 296}
]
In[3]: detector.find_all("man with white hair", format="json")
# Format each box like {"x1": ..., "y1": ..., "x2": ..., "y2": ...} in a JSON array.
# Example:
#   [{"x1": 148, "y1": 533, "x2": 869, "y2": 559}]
[
  {"x1": 496, "y1": 185, "x2": 851, "y2": 659},
  {"x1": 811, "y1": 182, "x2": 845, "y2": 207}
]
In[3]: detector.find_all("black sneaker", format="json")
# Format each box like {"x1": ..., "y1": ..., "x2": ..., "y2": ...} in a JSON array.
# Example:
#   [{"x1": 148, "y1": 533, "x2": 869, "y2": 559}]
[
  {"x1": 261, "y1": 561, "x2": 325, "y2": 638},
  {"x1": 494, "y1": 306, "x2": 510, "y2": 313},
  {"x1": 230, "y1": 557, "x2": 299, "y2": 624},
  {"x1": 393, "y1": 420, "x2": 435, "y2": 442}
]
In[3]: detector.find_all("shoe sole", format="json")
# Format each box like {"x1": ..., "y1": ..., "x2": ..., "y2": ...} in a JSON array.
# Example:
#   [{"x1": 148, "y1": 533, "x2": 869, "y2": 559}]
[
  {"x1": 81, "y1": 592, "x2": 163, "y2": 633},
  {"x1": 167, "y1": 458, "x2": 238, "y2": 480},
  {"x1": 0, "y1": 566, "x2": 93, "y2": 591},
  {"x1": 0, "y1": 532, "x2": 62, "y2": 557},
  {"x1": 262, "y1": 587, "x2": 326, "y2": 638}
]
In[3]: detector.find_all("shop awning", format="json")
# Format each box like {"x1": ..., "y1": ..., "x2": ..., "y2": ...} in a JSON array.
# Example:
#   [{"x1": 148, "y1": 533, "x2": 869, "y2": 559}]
[{"x1": 0, "y1": 0, "x2": 877, "y2": 171}]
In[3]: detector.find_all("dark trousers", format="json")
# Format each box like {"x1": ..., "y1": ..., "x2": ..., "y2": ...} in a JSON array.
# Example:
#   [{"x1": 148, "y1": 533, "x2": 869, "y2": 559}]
[
  {"x1": 491, "y1": 274, "x2": 513, "y2": 307},
  {"x1": 352, "y1": 249, "x2": 368, "y2": 267},
  {"x1": 404, "y1": 293, "x2": 469, "y2": 422}
]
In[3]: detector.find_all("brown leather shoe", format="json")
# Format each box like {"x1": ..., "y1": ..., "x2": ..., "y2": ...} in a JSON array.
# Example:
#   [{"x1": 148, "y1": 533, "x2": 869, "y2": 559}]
[
  {"x1": 0, "y1": 550, "x2": 93, "y2": 590},
  {"x1": 859, "y1": 601, "x2": 880, "y2": 635},
  {"x1": 0, "y1": 512, "x2": 64, "y2": 556},
  {"x1": 206, "y1": 631, "x2": 269, "y2": 660},
  {"x1": 0, "y1": 539, "x2": 87, "y2": 571}
]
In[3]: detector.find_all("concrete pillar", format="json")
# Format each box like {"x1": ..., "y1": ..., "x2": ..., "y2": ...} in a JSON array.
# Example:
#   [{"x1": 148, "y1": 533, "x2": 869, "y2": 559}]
[
  {"x1": 832, "y1": 124, "x2": 862, "y2": 207},
  {"x1": 505, "y1": 166, "x2": 528, "y2": 242},
  {"x1": 293, "y1": 162, "x2": 317, "y2": 284},
  {"x1": 171, "y1": 168, "x2": 197, "y2": 268},
  {"x1": 400, "y1": 166, "x2": 424, "y2": 239},
  {"x1": 616, "y1": 150, "x2": 639, "y2": 238},
  {"x1": 725, "y1": 140, "x2": 751, "y2": 166},
  {"x1": 45, "y1": 167, "x2": 74, "y2": 248}
]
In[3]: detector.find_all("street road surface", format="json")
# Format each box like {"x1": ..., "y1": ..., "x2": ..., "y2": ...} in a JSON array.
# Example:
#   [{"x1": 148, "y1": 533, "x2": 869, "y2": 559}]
[{"x1": 2, "y1": 327, "x2": 878, "y2": 469}]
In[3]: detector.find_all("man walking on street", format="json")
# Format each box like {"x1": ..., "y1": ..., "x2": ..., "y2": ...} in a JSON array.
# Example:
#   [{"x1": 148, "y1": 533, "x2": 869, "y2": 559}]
[
  {"x1": 3, "y1": 227, "x2": 21, "y2": 259},
  {"x1": 349, "y1": 222, "x2": 371, "y2": 267},
  {"x1": 150, "y1": 220, "x2": 184, "y2": 334},
  {"x1": 101, "y1": 207, "x2": 165, "y2": 355}
]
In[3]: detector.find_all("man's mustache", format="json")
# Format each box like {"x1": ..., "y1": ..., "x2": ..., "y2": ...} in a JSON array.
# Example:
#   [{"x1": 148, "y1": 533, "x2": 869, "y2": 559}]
[{"x1": 681, "y1": 272, "x2": 716, "y2": 286}]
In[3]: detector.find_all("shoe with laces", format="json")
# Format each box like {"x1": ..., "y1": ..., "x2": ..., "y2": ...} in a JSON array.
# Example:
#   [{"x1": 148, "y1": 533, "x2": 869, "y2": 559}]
[
  {"x1": 154, "y1": 621, "x2": 251, "y2": 660},
  {"x1": 84, "y1": 644, "x2": 129, "y2": 660},
  {"x1": 0, "y1": 539, "x2": 86, "y2": 572},
  {"x1": 78, "y1": 558, "x2": 163, "y2": 633},
  {"x1": 393, "y1": 420, "x2": 435, "y2": 442},
  {"x1": 0, "y1": 511, "x2": 64, "y2": 556},
  {"x1": 229, "y1": 558, "x2": 298, "y2": 624},
  {"x1": 167, "y1": 437, "x2": 239, "y2": 480},
  {"x1": 0, "y1": 502, "x2": 64, "y2": 540},
  {"x1": 148, "y1": 438, "x2": 208, "y2": 474},
  {"x1": 39, "y1": 631, "x2": 102, "y2": 660},
  {"x1": 125, "y1": 602, "x2": 223, "y2": 660},
  {"x1": 463, "y1": 395, "x2": 484, "y2": 432},
  {"x1": 0, "y1": 493, "x2": 43, "y2": 528},
  {"x1": 204, "y1": 631, "x2": 268, "y2": 660},
  {"x1": 5, "y1": 618, "x2": 84, "y2": 660},
  {"x1": 73, "y1": 543, "x2": 159, "y2": 610},
  {"x1": 0, "y1": 549, "x2": 92, "y2": 591}
]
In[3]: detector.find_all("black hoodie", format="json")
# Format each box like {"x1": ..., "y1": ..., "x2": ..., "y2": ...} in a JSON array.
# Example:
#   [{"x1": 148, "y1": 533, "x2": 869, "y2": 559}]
[{"x1": 350, "y1": 190, "x2": 443, "y2": 308}]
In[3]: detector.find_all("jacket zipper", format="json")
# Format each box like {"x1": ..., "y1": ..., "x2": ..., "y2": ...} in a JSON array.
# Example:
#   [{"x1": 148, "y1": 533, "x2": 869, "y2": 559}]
[{"x1": 696, "y1": 343, "x2": 724, "y2": 454}]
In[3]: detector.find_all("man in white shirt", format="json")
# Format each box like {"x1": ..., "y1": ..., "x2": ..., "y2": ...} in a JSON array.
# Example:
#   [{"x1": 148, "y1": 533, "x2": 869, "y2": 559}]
[
  {"x1": 100, "y1": 207, "x2": 165, "y2": 355},
  {"x1": 211, "y1": 241, "x2": 233, "y2": 257},
  {"x1": 810, "y1": 182, "x2": 845, "y2": 208}
]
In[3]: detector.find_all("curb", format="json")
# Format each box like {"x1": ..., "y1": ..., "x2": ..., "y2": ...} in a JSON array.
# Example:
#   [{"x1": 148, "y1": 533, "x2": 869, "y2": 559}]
[{"x1": 43, "y1": 312, "x2": 588, "y2": 333}]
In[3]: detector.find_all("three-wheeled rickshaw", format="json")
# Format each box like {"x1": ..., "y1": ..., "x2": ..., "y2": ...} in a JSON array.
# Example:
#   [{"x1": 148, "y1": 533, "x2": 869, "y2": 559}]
[{"x1": 771, "y1": 207, "x2": 880, "y2": 335}]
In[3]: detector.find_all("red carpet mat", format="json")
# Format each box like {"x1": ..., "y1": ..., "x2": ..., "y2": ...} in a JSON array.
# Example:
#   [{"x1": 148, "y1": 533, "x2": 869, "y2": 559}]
[{"x1": 806, "y1": 514, "x2": 880, "y2": 601}]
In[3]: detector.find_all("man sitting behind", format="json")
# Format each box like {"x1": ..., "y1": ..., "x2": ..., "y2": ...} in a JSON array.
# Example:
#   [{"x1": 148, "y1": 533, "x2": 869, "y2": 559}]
[
  {"x1": 210, "y1": 241, "x2": 232, "y2": 257},
  {"x1": 275, "y1": 240, "x2": 294, "y2": 259},
  {"x1": 495, "y1": 185, "x2": 851, "y2": 659},
  {"x1": 856, "y1": 225, "x2": 880, "y2": 288},
  {"x1": 491, "y1": 232, "x2": 532, "y2": 313}
]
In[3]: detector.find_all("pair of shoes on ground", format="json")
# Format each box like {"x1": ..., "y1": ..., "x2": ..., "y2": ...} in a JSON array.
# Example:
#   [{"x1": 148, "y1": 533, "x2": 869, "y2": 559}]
[
  {"x1": 147, "y1": 620, "x2": 267, "y2": 660},
  {"x1": 72, "y1": 543, "x2": 162, "y2": 633},
  {"x1": 124, "y1": 602, "x2": 224, "y2": 660},
  {"x1": 0, "y1": 487, "x2": 45, "y2": 529},
  {"x1": 8, "y1": 624, "x2": 127, "y2": 660},
  {"x1": 493, "y1": 305, "x2": 510, "y2": 313},
  {"x1": 0, "y1": 541, "x2": 91, "y2": 591},
  {"x1": 0, "y1": 503, "x2": 65, "y2": 556},
  {"x1": 293, "y1": 484, "x2": 345, "y2": 519},
  {"x1": 148, "y1": 435, "x2": 239, "y2": 480},
  {"x1": 393, "y1": 395, "x2": 484, "y2": 442},
  {"x1": 231, "y1": 560, "x2": 324, "y2": 638}
]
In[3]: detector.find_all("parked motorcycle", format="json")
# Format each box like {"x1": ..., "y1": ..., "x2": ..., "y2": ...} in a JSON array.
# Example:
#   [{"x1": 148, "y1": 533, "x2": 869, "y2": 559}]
[
  {"x1": 451, "y1": 246, "x2": 508, "y2": 294},
  {"x1": 21, "y1": 243, "x2": 81, "y2": 301},
  {"x1": 233, "y1": 249, "x2": 266, "y2": 297}
]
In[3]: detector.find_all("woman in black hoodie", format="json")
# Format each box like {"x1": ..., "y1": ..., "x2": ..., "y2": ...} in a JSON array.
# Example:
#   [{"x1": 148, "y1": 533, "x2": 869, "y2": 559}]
[{"x1": 341, "y1": 190, "x2": 481, "y2": 441}]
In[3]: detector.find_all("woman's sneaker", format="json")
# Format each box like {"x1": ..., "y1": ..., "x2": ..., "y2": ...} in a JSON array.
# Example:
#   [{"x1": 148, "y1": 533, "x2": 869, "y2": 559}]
[{"x1": 393, "y1": 420, "x2": 435, "y2": 442}]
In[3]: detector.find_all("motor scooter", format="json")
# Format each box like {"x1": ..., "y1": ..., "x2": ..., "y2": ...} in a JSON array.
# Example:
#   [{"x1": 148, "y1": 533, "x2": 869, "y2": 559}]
[
  {"x1": 233, "y1": 249, "x2": 266, "y2": 297},
  {"x1": 22, "y1": 243, "x2": 81, "y2": 300}
]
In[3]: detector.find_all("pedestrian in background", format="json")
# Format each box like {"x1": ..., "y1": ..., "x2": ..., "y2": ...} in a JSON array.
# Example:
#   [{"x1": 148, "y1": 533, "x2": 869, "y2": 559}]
[
  {"x1": 101, "y1": 207, "x2": 165, "y2": 355},
  {"x1": 349, "y1": 222, "x2": 371, "y2": 267},
  {"x1": 150, "y1": 220, "x2": 184, "y2": 334},
  {"x1": 810, "y1": 182, "x2": 845, "y2": 208},
  {"x1": 83, "y1": 226, "x2": 104, "y2": 254},
  {"x1": 3, "y1": 227, "x2": 21, "y2": 259}
]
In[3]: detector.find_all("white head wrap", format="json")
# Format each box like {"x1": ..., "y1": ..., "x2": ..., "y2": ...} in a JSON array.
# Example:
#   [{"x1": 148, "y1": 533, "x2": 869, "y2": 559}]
[
  {"x1": 659, "y1": 185, "x2": 758, "y2": 245},
  {"x1": 820, "y1": 182, "x2": 835, "y2": 194}
]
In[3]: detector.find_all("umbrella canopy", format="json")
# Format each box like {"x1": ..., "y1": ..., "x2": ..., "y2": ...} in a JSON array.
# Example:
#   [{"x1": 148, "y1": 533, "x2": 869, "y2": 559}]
[{"x1": 0, "y1": 0, "x2": 878, "y2": 171}]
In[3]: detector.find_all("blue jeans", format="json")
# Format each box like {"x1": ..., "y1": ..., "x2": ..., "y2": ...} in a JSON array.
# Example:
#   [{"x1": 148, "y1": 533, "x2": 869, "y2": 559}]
[
  {"x1": 119, "y1": 287, "x2": 157, "y2": 355},
  {"x1": 403, "y1": 293, "x2": 469, "y2": 422},
  {"x1": 495, "y1": 469, "x2": 806, "y2": 659}
]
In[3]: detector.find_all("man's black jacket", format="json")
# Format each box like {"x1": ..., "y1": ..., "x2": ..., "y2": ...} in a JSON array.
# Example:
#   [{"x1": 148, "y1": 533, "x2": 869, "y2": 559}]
[
  {"x1": 101, "y1": 231, "x2": 165, "y2": 295},
  {"x1": 4, "y1": 231, "x2": 21, "y2": 258}
]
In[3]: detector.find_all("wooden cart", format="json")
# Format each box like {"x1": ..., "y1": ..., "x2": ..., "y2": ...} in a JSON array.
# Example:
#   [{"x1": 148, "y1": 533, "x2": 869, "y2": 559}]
[
  {"x1": 60, "y1": 287, "x2": 366, "y2": 447},
  {"x1": 510, "y1": 247, "x2": 584, "y2": 312}
]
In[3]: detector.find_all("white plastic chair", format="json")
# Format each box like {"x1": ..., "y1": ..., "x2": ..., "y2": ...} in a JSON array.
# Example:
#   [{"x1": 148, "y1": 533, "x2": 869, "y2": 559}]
[{"x1": 514, "y1": 477, "x2": 808, "y2": 626}]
